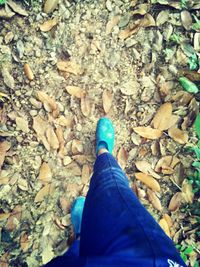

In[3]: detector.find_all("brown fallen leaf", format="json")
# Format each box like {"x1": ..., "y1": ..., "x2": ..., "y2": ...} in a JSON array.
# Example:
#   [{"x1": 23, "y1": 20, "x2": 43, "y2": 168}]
[
  {"x1": 32, "y1": 115, "x2": 50, "y2": 151},
  {"x1": 54, "y1": 217, "x2": 66, "y2": 230},
  {"x1": 72, "y1": 139, "x2": 83, "y2": 155},
  {"x1": 66, "y1": 86, "x2": 86, "y2": 99},
  {"x1": 147, "y1": 189, "x2": 163, "y2": 211},
  {"x1": 117, "y1": 147, "x2": 128, "y2": 169},
  {"x1": 24, "y1": 63, "x2": 34, "y2": 80},
  {"x1": 7, "y1": 0, "x2": 28, "y2": 16},
  {"x1": 181, "y1": 179, "x2": 194, "y2": 203},
  {"x1": 46, "y1": 126, "x2": 59, "y2": 150},
  {"x1": 102, "y1": 90, "x2": 113, "y2": 114},
  {"x1": 82, "y1": 164, "x2": 91, "y2": 185},
  {"x1": 57, "y1": 61, "x2": 83, "y2": 75},
  {"x1": 38, "y1": 162, "x2": 52, "y2": 184},
  {"x1": 168, "y1": 192, "x2": 182, "y2": 211},
  {"x1": 155, "y1": 156, "x2": 180, "y2": 174},
  {"x1": 106, "y1": 16, "x2": 120, "y2": 34},
  {"x1": 135, "y1": 172, "x2": 160, "y2": 192},
  {"x1": 55, "y1": 115, "x2": 74, "y2": 127},
  {"x1": 20, "y1": 232, "x2": 29, "y2": 252},
  {"x1": 133, "y1": 127, "x2": 162, "y2": 139},
  {"x1": 37, "y1": 91, "x2": 57, "y2": 112},
  {"x1": 168, "y1": 127, "x2": 188, "y2": 144},
  {"x1": 59, "y1": 197, "x2": 71, "y2": 213},
  {"x1": 34, "y1": 184, "x2": 54, "y2": 202},
  {"x1": 0, "y1": 141, "x2": 11, "y2": 169},
  {"x1": 159, "y1": 218, "x2": 170, "y2": 237},
  {"x1": 141, "y1": 14, "x2": 156, "y2": 27},
  {"x1": 15, "y1": 116, "x2": 29, "y2": 133},
  {"x1": 66, "y1": 161, "x2": 82, "y2": 176},
  {"x1": 119, "y1": 24, "x2": 140, "y2": 40},
  {"x1": 81, "y1": 95, "x2": 91, "y2": 117},
  {"x1": 163, "y1": 214, "x2": 173, "y2": 228},
  {"x1": 6, "y1": 205, "x2": 22, "y2": 231},
  {"x1": 135, "y1": 161, "x2": 160, "y2": 179},
  {"x1": 0, "y1": 252, "x2": 9, "y2": 267},
  {"x1": 152, "y1": 103, "x2": 173, "y2": 131},
  {"x1": 40, "y1": 17, "x2": 58, "y2": 32},
  {"x1": 0, "y1": 213, "x2": 11, "y2": 221}
]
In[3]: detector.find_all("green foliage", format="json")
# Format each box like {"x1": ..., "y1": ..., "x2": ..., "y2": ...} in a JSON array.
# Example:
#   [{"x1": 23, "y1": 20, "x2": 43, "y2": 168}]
[
  {"x1": 192, "y1": 15, "x2": 200, "y2": 31},
  {"x1": 176, "y1": 244, "x2": 195, "y2": 263},
  {"x1": 180, "y1": 0, "x2": 189, "y2": 9},
  {"x1": 169, "y1": 33, "x2": 182, "y2": 44},
  {"x1": 195, "y1": 114, "x2": 200, "y2": 139},
  {"x1": 179, "y1": 77, "x2": 199, "y2": 93},
  {"x1": 181, "y1": 43, "x2": 199, "y2": 71},
  {"x1": 0, "y1": 0, "x2": 6, "y2": 5}
]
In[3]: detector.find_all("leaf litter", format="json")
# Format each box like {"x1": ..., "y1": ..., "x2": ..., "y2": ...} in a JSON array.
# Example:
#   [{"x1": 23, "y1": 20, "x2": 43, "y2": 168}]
[{"x1": 0, "y1": 0, "x2": 199, "y2": 266}]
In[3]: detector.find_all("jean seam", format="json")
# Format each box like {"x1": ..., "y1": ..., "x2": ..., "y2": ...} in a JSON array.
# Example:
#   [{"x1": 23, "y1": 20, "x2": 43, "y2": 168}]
[{"x1": 106, "y1": 153, "x2": 157, "y2": 267}]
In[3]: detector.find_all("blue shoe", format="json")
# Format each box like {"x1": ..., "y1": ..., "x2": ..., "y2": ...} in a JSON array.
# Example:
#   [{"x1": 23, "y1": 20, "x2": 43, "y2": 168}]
[
  {"x1": 96, "y1": 117, "x2": 115, "y2": 155},
  {"x1": 71, "y1": 196, "x2": 85, "y2": 238}
]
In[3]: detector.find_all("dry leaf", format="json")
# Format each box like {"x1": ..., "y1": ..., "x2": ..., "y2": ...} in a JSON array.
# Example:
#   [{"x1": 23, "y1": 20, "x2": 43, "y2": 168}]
[
  {"x1": 181, "y1": 179, "x2": 194, "y2": 203},
  {"x1": 57, "y1": 61, "x2": 83, "y2": 75},
  {"x1": 0, "y1": 6, "x2": 15, "y2": 19},
  {"x1": 181, "y1": 10, "x2": 192, "y2": 30},
  {"x1": 37, "y1": 91, "x2": 57, "y2": 112},
  {"x1": 133, "y1": 127, "x2": 162, "y2": 139},
  {"x1": 38, "y1": 162, "x2": 52, "y2": 184},
  {"x1": 34, "y1": 184, "x2": 54, "y2": 202},
  {"x1": 141, "y1": 14, "x2": 155, "y2": 27},
  {"x1": 135, "y1": 172, "x2": 160, "y2": 192},
  {"x1": 66, "y1": 183, "x2": 80, "y2": 198},
  {"x1": 102, "y1": 90, "x2": 113, "y2": 114},
  {"x1": 0, "y1": 141, "x2": 11, "y2": 169},
  {"x1": 15, "y1": 116, "x2": 29, "y2": 133},
  {"x1": 82, "y1": 164, "x2": 91, "y2": 184},
  {"x1": 46, "y1": 126, "x2": 59, "y2": 150},
  {"x1": 32, "y1": 115, "x2": 50, "y2": 150},
  {"x1": 59, "y1": 197, "x2": 71, "y2": 213},
  {"x1": 119, "y1": 23, "x2": 140, "y2": 40},
  {"x1": 7, "y1": 0, "x2": 28, "y2": 16},
  {"x1": 55, "y1": 115, "x2": 74, "y2": 127},
  {"x1": 20, "y1": 232, "x2": 29, "y2": 252},
  {"x1": 152, "y1": 103, "x2": 173, "y2": 131},
  {"x1": 81, "y1": 96, "x2": 91, "y2": 117},
  {"x1": 168, "y1": 192, "x2": 182, "y2": 211},
  {"x1": 163, "y1": 214, "x2": 173, "y2": 228},
  {"x1": 135, "y1": 161, "x2": 160, "y2": 179},
  {"x1": 54, "y1": 217, "x2": 66, "y2": 230},
  {"x1": 40, "y1": 17, "x2": 58, "y2": 32},
  {"x1": 6, "y1": 205, "x2": 22, "y2": 231},
  {"x1": 66, "y1": 86, "x2": 86, "y2": 99},
  {"x1": 147, "y1": 189, "x2": 163, "y2": 211},
  {"x1": 155, "y1": 156, "x2": 180, "y2": 174},
  {"x1": 24, "y1": 63, "x2": 34, "y2": 80},
  {"x1": 71, "y1": 139, "x2": 83, "y2": 155},
  {"x1": 117, "y1": 147, "x2": 128, "y2": 169},
  {"x1": 106, "y1": 16, "x2": 120, "y2": 34},
  {"x1": 44, "y1": 0, "x2": 59, "y2": 13},
  {"x1": 66, "y1": 161, "x2": 82, "y2": 176},
  {"x1": 156, "y1": 10, "x2": 169, "y2": 26},
  {"x1": 168, "y1": 127, "x2": 188, "y2": 144},
  {"x1": 159, "y1": 218, "x2": 170, "y2": 237},
  {"x1": 0, "y1": 213, "x2": 11, "y2": 221}
]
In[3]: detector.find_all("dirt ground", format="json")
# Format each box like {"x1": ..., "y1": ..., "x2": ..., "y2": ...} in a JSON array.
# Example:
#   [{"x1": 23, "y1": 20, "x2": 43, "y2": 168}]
[{"x1": 0, "y1": 0, "x2": 200, "y2": 266}]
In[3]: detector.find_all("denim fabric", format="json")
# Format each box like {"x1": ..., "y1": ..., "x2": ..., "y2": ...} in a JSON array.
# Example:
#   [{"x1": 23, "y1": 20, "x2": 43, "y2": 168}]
[{"x1": 45, "y1": 153, "x2": 186, "y2": 267}]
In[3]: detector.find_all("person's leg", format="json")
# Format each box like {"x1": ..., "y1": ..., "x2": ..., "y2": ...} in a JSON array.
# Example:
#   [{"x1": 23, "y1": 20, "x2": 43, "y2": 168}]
[{"x1": 80, "y1": 118, "x2": 186, "y2": 266}]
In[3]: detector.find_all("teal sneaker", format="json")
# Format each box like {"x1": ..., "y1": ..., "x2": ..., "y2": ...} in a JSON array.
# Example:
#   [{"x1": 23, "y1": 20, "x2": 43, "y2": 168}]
[
  {"x1": 96, "y1": 117, "x2": 115, "y2": 155},
  {"x1": 71, "y1": 196, "x2": 85, "y2": 238}
]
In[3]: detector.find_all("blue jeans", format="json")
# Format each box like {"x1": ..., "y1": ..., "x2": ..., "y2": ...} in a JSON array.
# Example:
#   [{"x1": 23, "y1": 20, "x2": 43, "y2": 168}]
[{"x1": 45, "y1": 153, "x2": 186, "y2": 267}]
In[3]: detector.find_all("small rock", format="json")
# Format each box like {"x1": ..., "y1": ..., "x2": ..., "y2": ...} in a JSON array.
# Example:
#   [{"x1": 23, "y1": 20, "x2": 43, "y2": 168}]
[
  {"x1": 29, "y1": 97, "x2": 42, "y2": 109},
  {"x1": 16, "y1": 40, "x2": 24, "y2": 59},
  {"x1": 63, "y1": 156, "x2": 72, "y2": 166},
  {"x1": 4, "y1": 32, "x2": 14, "y2": 44},
  {"x1": 15, "y1": 117, "x2": 29, "y2": 133},
  {"x1": 106, "y1": 0, "x2": 112, "y2": 11},
  {"x1": 30, "y1": 110, "x2": 38, "y2": 116}
]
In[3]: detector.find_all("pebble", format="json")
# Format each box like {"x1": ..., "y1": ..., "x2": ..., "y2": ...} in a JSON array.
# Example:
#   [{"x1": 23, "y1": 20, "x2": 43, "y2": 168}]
[
  {"x1": 29, "y1": 98, "x2": 42, "y2": 109},
  {"x1": 63, "y1": 156, "x2": 72, "y2": 166},
  {"x1": 106, "y1": 0, "x2": 112, "y2": 11},
  {"x1": 30, "y1": 110, "x2": 38, "y2": 116}
]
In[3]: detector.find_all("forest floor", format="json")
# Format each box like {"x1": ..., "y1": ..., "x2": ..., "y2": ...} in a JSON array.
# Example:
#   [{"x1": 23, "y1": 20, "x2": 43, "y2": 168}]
[{"x1": 0, "y1": 0, "x2": 200, "y2": 266}]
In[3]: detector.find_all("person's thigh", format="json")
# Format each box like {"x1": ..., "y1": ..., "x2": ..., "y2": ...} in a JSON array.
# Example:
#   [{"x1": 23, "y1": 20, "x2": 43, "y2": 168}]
[{"x1": 80, "y1": 153, "x2": 186, "y2": 266}]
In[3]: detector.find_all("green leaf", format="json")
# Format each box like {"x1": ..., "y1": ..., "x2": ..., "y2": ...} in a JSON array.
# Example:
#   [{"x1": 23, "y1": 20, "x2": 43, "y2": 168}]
[
  {"x1": 179, "y1": 77, "x2": 199, "y2": 94},
  {"x1": 194, "y1": 261, "x2": 199, "y2": 267},
  {"x1": 195, "y1": 114, "x2": 200, "y2": 139},
  {"x1": 189, "y1": 146, "x2": 200, "y2": 159},
  {"x1": 180, "y1": 252, "x2": 187, "y2": 262},
  {"x1": 192, "y1": 161, "x2": 200, "y2": 169},
  {"x1": 0, "y1": 0, "x2": 5, "y2": 5},
  {"x1": 184, "y1": 246, "x2": 194, "y2": 255}
]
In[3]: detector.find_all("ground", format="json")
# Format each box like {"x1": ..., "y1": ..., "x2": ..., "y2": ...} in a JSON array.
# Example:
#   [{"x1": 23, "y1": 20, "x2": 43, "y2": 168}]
[{"x1": 0, "y1": 0, "x2": 200, "y2": 266}]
